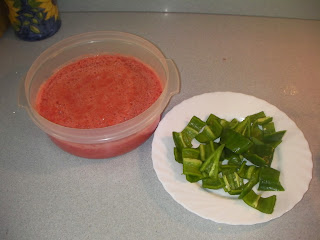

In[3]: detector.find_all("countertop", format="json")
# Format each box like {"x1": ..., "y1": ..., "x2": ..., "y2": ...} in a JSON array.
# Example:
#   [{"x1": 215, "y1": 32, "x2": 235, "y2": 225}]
[{"x1": 0, "y1": 12, "x2": 319, "y2": 240}]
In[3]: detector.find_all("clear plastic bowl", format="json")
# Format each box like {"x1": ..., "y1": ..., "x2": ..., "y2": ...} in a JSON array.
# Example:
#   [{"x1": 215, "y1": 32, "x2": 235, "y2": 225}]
[{"x1": 19, "y1": 31, "x2": 180, "y2": 159}]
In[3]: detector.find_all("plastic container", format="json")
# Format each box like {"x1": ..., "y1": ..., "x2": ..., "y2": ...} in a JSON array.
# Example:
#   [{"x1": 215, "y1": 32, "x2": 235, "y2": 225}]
[{"x1": 19, "y1": 31, "x2": 180, "y2": 159}]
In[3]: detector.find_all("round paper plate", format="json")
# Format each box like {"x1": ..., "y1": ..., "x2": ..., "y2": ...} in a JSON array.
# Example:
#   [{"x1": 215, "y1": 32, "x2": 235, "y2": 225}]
[{"x1": 152, "y1": 92, "x2": 312, "y2": 225}]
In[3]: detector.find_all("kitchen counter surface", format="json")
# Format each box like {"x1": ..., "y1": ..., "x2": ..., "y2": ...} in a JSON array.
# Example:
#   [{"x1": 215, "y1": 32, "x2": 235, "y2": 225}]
[{"x1": 0, "y1": 12, "x2": 319, "y2": 240}]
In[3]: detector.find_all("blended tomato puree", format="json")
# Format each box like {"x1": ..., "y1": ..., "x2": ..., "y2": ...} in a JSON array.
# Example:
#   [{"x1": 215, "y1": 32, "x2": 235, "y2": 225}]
[{"x1": 36, "y1": 54, "x2": 163, "y2": 128}]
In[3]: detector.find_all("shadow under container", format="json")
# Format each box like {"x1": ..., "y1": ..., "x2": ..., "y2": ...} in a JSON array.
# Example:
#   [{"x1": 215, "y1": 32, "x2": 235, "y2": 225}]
[{"x1": 19, "y1": 31, "x2": 180, "y2": 159}]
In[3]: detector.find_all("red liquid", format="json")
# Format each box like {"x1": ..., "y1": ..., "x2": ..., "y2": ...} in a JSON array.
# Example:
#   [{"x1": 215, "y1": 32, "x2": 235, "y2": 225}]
[
  {"x1": 35, "y1": 54, "x2": 163, "y2": 158},
  {"x1": 36, "y1": 54, "x2": 163, "y2": 128}
]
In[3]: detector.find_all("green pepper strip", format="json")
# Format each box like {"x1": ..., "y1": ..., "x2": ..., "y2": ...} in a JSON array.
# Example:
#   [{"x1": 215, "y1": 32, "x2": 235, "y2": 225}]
[
  {"x1": 186, "y1": 175, "x2": 202, "y2": 183},
  {"x1": 200, "y1": 144, "x2": 224, "y2": 174},
  {"x1": 182, "y1": 148, "x2": 200, "y2": 159},
  {"x1": 238, "y1": 161, "x2": 257, "y2": 179},
  {"x1": 258, "y1": 167, "x2": 285, "y2": 191},
  {"x1": 238, "y1": 168, "x2": 260, "y2": 199},
  {"x1": 206, "y1": 113, "x2": 221, "y2": 125},
  {"x1": 172, "y1": 132, "x2": 189, "y2": 149},
  {"x1": 195, "y1": 119, "x2": 222, "y2": 143},
  {"x1": 173, "y1": 116, "x2": 206, "y2": 150},
  {"x1": 234, "y1": 117, "x2": 250, "y2": 135},
  {"x1": 183, "y1": 158, "x2": 203, "y2": 178},
  {"x1": 202, "y1": 177, "x2": 225, "y2": 189},
  {"x1": 221, "y1": 128, "x2": 253, "y2": 154},
  {"x1": 186, "y1": 116, "x2": 206, "y2": 132},
  {"x1": 222, "y1": 172, "x2": 243, "y2": 195},
  {"x1": 224, "y1": 148, "x2": 243, "y2": 166},
  {"x1": 174, "y1": 147, "x2": 183, "y2": 163},
  {"x1": 263, "y1": 122, "x2": 275, "y2": 135},
  {"x1": 242, "y1": 190, "x2": 276, "y2": 214},
  {"x1": 208, "y1": 144, "x2": 225, "y2": 178},
  {"x1": 248, "y1": 111, "x2": 266, "y2": 122},
  {"x1": 263, "y1": 130, "x2": 286, "y2": 143}
]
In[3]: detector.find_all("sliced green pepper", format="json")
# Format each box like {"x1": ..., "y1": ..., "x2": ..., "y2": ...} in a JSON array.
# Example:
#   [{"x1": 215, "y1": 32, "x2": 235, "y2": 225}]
[
  {"x1": 182, "y1": 148, "x2": 200, "y2": 159},
  {"x1": 221, "y1": 128, "x2": 253, "y2": 154},
  {"x1": 200, "y1": 144, "x2": 224, "y2": 176},
  {"x1": 248, "y1": 111, "x2": 266, "y2": 122},
  {"x1": 202, "y1": 177, "x2": 225, "y2": 189},
  {"x1": 172, "y1": 131, "x2": 191, "y2": 149},
  {"x1": 186, "y1": 116, "x2": 206, "y2": 132},
  {"x1": 206, "y1": 113, "x2": 221, "y2": 126},
  {"x1": 183, "y1": 158, "x2": 203, "y2": 178},
  {"x1": 238, "y1": 161, "x2": 258, "y2": 179},
  {"x1": 208, "y1": 144, "x2": 225, "y2": 178},
  {"x1": 263, "y1": 130, "x2": 286, "y2": 143},
  {"x1": 186, "y1": 175, "x2": 202, "y2": 183},
  {"x1": 258, "y1": 167, "x2": 284, "y2": 191},
  {"x1": 263, "y1": 122, "x2": 275, "y2": 135},
  {"x1": 195, "y1": 120, "x2": 222, "y2": 143},
  {"x1": 242, "y1": 190, "x2": 276, "y2": 214},
  {"x1": 234, "y1": 117, "x2": 250, "y2": 135},
  {"x1": 174, "y1": 147, "x2": 183, "y2": 163},
  {"x1": 224, "y1": 148, "x2": 243, "y2": 166},
  {"x1": 222, "y1": 172, "x2": 243, "y2": 195},
  {"x1": 238, "y1": 168, "x2": 260, "y2": 199}
]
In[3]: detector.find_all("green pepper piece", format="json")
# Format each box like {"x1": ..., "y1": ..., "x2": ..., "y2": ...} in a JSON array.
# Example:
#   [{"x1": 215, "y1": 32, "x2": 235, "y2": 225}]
[
  {"x1": 173, "y1": 132, "x2": 190, "y2": 149},
  {"x1": 245, "y1": 143, "x2": 275, "y2": 166},
  {"x1": 251, "y1": 123, "x2": 263, "y2": 140},
  {"x1": 243, "y1": 153, "x2": 268, "y2": 167},
  {"x1": 248, "y1": 111, "x2": 266, "y2": 122},
  {"x1": 220, "y1": 164, "x2": 239, "y2": 174},
  {"x1": 219, "y1": 119, "x2": 230, "y2": 128},
  {"x1": 238, "y1": 162, "x2": 257, "y2": 179},
  {"x1": 221, "y1": 128, "x2": 253, "y2": 154},
  {"x1": 222, "y1": 172, "x2": 243, "y2": 194},
  {"x1": 234, "y1": 117, "x2": 250, "y2": 135},
  {"x1": 200, "y1": 144, "x2": 224, "y2": 174},
  {"x1": 196, "y1": 119, "x2": 223, "y2": 143},
  {"x1": 183, "y1": 158, "x2": 203, "y2": 178},
  {"x1": 208, "y1": 144, "x2": 225, "y2": 178},
  {"x1": 242, "y1": 190, "x2": 276, "y2": 214},
  {"x1": 224, "y1": 148, "x2": 243, "y2": 166},
  {"x1": 206, "y1": 114, "x2": 221, "y2": 125},
  {"x1": 263, "y1": 122, "x2": 275, "y2": 135},
  {"x1": 255, "y1": 117, "x2": 273, "y2": 125},
  {"x1": 199, "y1": 144, "x2": 206, "y2": 162},
  {"x1": 229, "y1": 118, "x2": 239, "y2": 129},
  {"x1": 199, "y1": 142, "x2": 216, "y2": 162},
  {"x1": 202, "y1": 177, "x2": 225, "y2": 189},
  {"x1": 263, "y1": 130, "x2": 286, "y2": 143},
  {"x1": 174, "y1": 147, "x2": 183, "y2": 163},
  {"x1": 181, "y1": 126, "x2": 198, "y2": 146},
  {"x1": 238, "y1": 168, "x2": 260, "y2": 199},
  {"x1": 186, "y1": 175, "x2": 202, "y2": 183},
  {"x1": 268, "y1": 140, "x2": 282, "y2": 149},
  {"x1": 182, "y1": 148, "x2": 200, "y2": 159},
  {"x1": 258, "y1": 167, "x2": 285, "y2": 191},
  {"x1": 186, "y1": 116, "x2": 206, "y2": 132},
  {"x1": 205, "y1": 141, "x2": 215, "y2": 158}
]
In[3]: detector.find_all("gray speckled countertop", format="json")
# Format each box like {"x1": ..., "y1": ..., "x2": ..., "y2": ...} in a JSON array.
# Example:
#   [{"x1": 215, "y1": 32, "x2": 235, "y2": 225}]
[{"x1": 0, "y1": 12, "x2": 319, "y2": 240}]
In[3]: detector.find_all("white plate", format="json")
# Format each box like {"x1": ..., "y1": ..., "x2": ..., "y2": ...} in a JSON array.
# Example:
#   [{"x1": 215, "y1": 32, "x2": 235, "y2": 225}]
[{"x1": 152, "y1": 92, "x2": 313, "y2": 225}]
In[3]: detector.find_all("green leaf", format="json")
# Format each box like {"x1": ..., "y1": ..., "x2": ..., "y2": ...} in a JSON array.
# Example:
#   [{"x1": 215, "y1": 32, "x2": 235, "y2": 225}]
[{"x1": 30, "y1": 25, "x2": 40, "y2": 34}]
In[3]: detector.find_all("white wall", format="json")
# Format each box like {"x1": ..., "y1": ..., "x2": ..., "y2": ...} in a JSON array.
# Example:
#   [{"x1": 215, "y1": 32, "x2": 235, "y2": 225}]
[{"x1": 57, "y1": 0, "x2": 320, "y2": 20}]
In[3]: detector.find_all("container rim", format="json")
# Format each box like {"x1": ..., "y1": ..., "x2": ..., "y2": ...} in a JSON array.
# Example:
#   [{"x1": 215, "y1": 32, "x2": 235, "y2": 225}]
[{"x1": 22, "y1": 31, "x2": 178, "y2": 144}]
